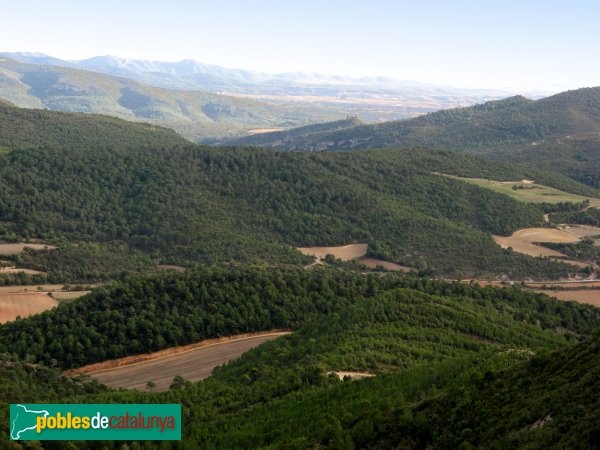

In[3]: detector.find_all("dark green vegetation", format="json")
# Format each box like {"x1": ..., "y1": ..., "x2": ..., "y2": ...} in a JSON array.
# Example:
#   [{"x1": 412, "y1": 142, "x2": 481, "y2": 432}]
[
  {"x1": 0, "y1": 58, "x2": 337, "y2": 142},
  {"x1": 542, "y1": 239, "x2": 600, "y2": 266},
  {"x1": 0, "y1": 101, "x2": 187, "y2": 150},
  {"x1": 232, "y1": 87, "x2": 600, "y2": 190},
  {"x1": 3, "y1": 101, "x2": 600, "y2": 281},
  {"x1": 0, "y1": 268, "x2": 400, "y2": 368},
  {"x1": 550, "y1": 206, "x2": 600, "y2": 226},
  {"x1": 2, "y1": 100, "x2": 599, "y2": 281},
  {"x1": 413, "y1": 332, "x2": 600, "y2": 449},
  {"x1": 1, "y1": 268, "x2": 600, "y2": 449},
  {"x1": 0, "y1": 142, "x2": 585, "y2": 280}
]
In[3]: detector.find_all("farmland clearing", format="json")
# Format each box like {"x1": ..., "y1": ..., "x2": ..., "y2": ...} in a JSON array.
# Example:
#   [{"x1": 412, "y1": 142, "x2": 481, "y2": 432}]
[
  {"x1": 0, "y1": 292, "x2": 58, "y2": 323},
  {"x1": 360, "y1": 258, "x2": 411, "y2": 272},
  {"x1": 0, "y1": 242, "x2": 57, "y2": 256},
  {"x1": 562, "y1": 225, "x2": 600, "y2": 239},
  {"x1": 532, "y1": 289, "x2": 600, "y2": 307},
  {"x1": 78, "y1": 331, "x2": 291, "y2": 391},
  {"x1": 0, "y1": 267, "x2": 44, "y2": 275},
  {"x1": 0, "y1": 284, "x2": 91, "y2": 322},
  {"x1": 442, "y1": 175, "x2": 600, "y2": 206},
  {"x1": 297, "y1": 243, "x2": 413, "y2": 271},
  {"x1": 297, "y1": 243, "x2": 368, "y2": 260},
  {"x1": 493, "y1": 228, "x2": 580, "y2": 257}
]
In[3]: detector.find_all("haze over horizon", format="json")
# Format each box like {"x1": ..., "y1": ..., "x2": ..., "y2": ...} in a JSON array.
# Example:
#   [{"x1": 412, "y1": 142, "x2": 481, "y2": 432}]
[{"x1": 3, "y1": 0, "x2": 599, "y2": 93}]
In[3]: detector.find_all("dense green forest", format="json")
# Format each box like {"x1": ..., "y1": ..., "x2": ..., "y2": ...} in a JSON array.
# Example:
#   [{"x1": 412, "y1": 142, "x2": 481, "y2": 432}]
[
  {"x1": 2, "y1": 101, "x2": 599, "y2": 280},
  {"x1": 4, "y1": 267, "x2": 599, "y2": 369},
  {"x1": 0, "y1": 101, "x2": 187, "y2": 150},
  {"x1": 1, "y1": 268, "x2": 599, "y2": 448},
  {"x1": 2, "y1": 53, "x2": 600, "y2": 450},
  {"x1": 0, "y1": 142, "x2": 591, "y2": 280}
]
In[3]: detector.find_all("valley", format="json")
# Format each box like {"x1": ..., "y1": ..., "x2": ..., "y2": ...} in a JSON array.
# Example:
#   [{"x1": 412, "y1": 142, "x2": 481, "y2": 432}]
[{"x1": 1, "y1": 50, "x2": 600, "y2": 450}]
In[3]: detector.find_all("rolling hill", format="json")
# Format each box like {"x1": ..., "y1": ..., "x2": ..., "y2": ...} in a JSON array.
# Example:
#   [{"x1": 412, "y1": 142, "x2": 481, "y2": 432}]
[
  {"x1": 1, "y1": 269, "x2": 599, "y2": 448},
  {"x1": 2, "y1": 102, "x2": 600, "y2": 281},
  {"x1": 0, "y1": 100, "x2": 187, "y2": 150},
  {"x1": 232, "y1": 88, "x2": 600, "y2": 150},
  {"x1": 230, "y1": 88, "x2": 600, "y2": 189},
  {"x1": 0, "y1": 57, "x2": 338, "y2": 141}
]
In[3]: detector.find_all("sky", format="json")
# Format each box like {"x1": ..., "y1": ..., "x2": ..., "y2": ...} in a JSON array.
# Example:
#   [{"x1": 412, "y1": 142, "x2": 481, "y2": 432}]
[{"x1": 2, "y1": 0, "x2": 599, "y2": 92}]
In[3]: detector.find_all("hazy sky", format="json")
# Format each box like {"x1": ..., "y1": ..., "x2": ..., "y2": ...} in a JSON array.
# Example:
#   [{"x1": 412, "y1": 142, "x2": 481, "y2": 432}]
[{"x1": 2, "y1": 0, "x2": 599, "y2": 91}]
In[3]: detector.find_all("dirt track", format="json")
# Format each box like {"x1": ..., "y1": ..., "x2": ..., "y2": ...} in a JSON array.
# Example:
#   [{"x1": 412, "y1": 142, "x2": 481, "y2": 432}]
[{"x1": 85, "y1": 332, "x2": 290, "y2": 391}]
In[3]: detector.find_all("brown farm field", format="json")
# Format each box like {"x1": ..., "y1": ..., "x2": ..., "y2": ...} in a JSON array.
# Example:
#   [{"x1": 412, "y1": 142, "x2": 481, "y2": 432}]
[
  {"x1": 0, "y1": 267, "x2": 44, "y2": 275},
  {"x1": 360, "y1": 258, "x2": 411, "y2": 272},
  {"x1": 532, "y1": 289, "x2": 600, "y2": 307},
  {"x1": 562, "y1": 225, "x2": 600, "y2": 239},
  {"x1": 0, "y1": 242, "x2": 56, "y2": 256},
  {"x1": 50, "y1": 291, "x2": 90, "y2": 301},
  {"x1": 493, "y1": 228, "x2": 580, "y2": 257},
  {"x1": 527, "y1": 281, "x2": 600, "y2": 289},
  {"x1": 79, "y1": 331, "x2": 291, "y2": 391},
  {"x1": 297, "y1": 243, "x2": 368, "y2": 261},
  {"x1": 0, "y1": 292, "x2": 58, "y2": 323}
]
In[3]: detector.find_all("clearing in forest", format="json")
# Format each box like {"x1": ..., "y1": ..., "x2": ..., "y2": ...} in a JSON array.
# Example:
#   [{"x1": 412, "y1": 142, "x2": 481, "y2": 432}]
[
  {"x1": 493, "y1": 228, "x2": 580, "y2": 257},
  {"x1": 360, "y1": 258, "x2": 411, "y2": 272},
  {"x1": 533, "y1": 289, "x2": 600, "y2": 307},
  {"x1": 297, "y1": 243, "x2": 368, "y2": 260},
  {"x1": 77, "y1": 331, "x2": 290, "y2": 391},
  {"x1": 0, "y1": 242, "x2": 57, "y2": 256},
  {"x1": 0, "y1": 293, "x2": 58, "y2": 323},
  {"x1": 443, "y1": 175, "x2": 600, "y2": 206}
]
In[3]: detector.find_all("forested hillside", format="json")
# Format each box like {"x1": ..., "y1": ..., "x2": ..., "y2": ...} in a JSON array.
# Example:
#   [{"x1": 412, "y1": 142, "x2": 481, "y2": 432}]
[
  {"x1": 1, "y1": 268, "x2": 599, "y2": 448},
  {"x1": 1, "y1": 142, "x2": 590, "y2": 280},
  {"x1": 232, "y1": 88, "x2": 600, "y2": 152},
  {"x1": 231, "y1": 87, "x2": 600, "y2": 190},
  {"x1": 0, "y1": 101, "x2": 187, "y2": 149}
]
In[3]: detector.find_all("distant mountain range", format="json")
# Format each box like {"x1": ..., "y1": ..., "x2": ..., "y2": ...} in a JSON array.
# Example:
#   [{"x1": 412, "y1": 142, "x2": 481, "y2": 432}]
[
  {"x1": 231, "y1": 87, "x2": 600, "y2": 189},
  {"x1": 0, "y1": 56, "x2": 339, "y2": 142},
  {"x1": 0, "y1": 52, "x2": 525, "y2": 137}
]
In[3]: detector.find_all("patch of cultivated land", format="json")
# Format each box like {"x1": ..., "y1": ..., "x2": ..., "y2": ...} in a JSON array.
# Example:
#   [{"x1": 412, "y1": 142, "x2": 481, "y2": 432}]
[
  {"x1": 493, "y1": 228, "x2": 580, "y2": 257},
  {"x1": 0, "y1": 293, "x2": 58, "y2": 323},
  {"x1": 533, "y1": 289, "x2": 600, "y2": 307},
  {"x1": 563, "y1": 225, "x2": 600, "y2": 239},
  {"x1": 157, "y1": 264, "x2": 187, "y2": 272},
  {"x1": 50, "y1": 291, "x2": 90, "y2": 301},
  {"x1": 79, "y1": 331, "x2": 291, "y2": 391},
  {"x1": 360, "y1": 258, "x2": 411, "y2": 272},
  {"x1": 527, "y1": 281, "x2": 600, "y2": 289},
  {"x1": 444, "y1": 175, "x2": 600, "y2": 206},
  {"x1": 297, "y1": 243, "x2": 368, "y2": 260},
  {"x1": 0, "y1": 242, "x2": 57, "y2": 256},
  {"x1": 0, "y1": 267, "x2": 44, "y2": 274}
]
